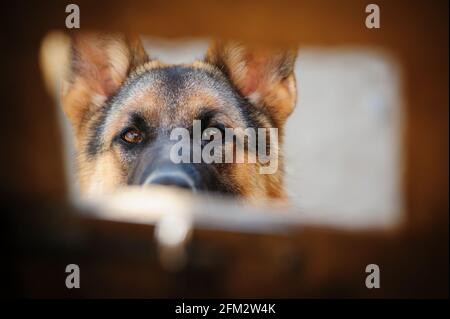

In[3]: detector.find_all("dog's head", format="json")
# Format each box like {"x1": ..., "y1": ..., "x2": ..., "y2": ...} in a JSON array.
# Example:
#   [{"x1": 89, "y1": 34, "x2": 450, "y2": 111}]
[{"x1": 61, "y1": 33, "x2": 297, "y2": 200}]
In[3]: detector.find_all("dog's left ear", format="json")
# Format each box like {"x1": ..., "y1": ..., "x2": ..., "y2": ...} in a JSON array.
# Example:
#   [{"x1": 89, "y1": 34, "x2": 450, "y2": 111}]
[
  {"x1": 61, "y1": 33, "x2": 149, "y2": 133},
  {"x1": 205, "y1": 42, "x2": 297, "y2": 126}
]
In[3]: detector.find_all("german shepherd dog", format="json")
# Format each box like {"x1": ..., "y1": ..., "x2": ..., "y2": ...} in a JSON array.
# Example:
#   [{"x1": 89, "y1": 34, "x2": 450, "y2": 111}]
[{"x1": 61, "y1": 33, "x2": 297, "y2": 201}]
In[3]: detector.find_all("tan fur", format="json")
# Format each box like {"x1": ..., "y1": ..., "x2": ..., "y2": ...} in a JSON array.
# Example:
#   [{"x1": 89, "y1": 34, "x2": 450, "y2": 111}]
[
  {"x1": 205, "y1": 41, "x2": 297, "y2": 126},
  {"x1": 60, "y1": 33, "x2": 297, "y2": 201},
  {"x1": 62, "y1": 33, "x2": 149, "y2": 134}
]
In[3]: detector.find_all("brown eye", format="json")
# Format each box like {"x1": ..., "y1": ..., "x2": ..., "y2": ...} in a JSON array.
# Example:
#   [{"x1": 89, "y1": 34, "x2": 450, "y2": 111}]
[{"x1": 121, "y1": 128, "x2": 144, "y2": 144}]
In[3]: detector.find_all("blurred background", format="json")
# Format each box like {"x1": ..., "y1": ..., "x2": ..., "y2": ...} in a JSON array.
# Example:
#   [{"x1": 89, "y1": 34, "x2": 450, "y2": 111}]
[{"x1": 1, "y1": 0, "x2": 448, "y2": 298}]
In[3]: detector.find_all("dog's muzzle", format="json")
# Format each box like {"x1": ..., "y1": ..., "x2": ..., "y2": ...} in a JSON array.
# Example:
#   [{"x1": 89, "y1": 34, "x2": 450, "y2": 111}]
[
  {"x1": 128, "y1": 140, "x2": 204, "y2": 192},
  {"x1": 143, "y1": 165, "x2": 197, "y2": 192}
]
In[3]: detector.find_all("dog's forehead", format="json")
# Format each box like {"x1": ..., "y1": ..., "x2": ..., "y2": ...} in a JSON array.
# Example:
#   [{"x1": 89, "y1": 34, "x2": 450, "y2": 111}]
[
  {"x1": 98, "y1": 64, "x2": 246, "y2": 136},
  {"x1": 114, "y1": 65, "x2": 238, "y2": 109},
  {"x1": 98, "y1": 64, "x2": 246, "y2": 132}
]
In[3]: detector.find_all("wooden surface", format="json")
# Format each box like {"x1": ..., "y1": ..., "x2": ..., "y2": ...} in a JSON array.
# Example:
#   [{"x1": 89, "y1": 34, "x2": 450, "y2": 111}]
[{"x1": 3, "y1": 199, "x2": 448, "y2": 298}]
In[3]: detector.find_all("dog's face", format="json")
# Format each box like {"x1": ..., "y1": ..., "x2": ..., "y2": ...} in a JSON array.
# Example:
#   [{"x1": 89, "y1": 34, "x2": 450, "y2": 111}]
[{"x1": 62, "y1": 34, "x2": 297, "y2": 200}]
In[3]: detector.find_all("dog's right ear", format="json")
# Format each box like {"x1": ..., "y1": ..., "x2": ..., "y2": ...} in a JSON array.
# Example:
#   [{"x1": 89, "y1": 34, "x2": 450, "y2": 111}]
[
  {"x1": 61, "y1": 33, "x2": 149, "y2": 132},
  {"x1": 205, "y1": 41, "x2": 297, "y2": 127}
]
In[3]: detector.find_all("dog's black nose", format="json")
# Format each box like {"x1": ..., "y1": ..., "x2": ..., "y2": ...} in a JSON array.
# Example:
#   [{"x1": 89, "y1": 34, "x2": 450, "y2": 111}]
[
  {"x1": 149, "y1": 174, "x2": 193, "y2": 190},
  {"x1": 144, "y1": 169, "x2": 196, "y2": 191}
]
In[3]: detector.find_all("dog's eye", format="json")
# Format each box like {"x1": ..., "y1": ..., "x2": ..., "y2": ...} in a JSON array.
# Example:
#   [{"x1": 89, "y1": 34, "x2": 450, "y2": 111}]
[{"x1": 121, "y1": 128, "x2": 144, "y2": 144}]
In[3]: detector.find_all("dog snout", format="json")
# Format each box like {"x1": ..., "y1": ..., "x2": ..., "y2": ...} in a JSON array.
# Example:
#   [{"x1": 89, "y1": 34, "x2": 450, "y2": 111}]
[
  {"x1": 144, "y1": 168, "x2": 196, "y2": 191},
  {"x1": 128, "y1": 139, "x2": 214, "y2": 193}
]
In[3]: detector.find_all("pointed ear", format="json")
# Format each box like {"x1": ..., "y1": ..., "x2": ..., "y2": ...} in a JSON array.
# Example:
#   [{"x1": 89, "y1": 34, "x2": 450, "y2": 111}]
[
  {"x1": 205, "y1": 42, "x2": 297, "y2": 126},
  {"x1": 62, "y1": 33, "x2": 149, "y2": 131}
]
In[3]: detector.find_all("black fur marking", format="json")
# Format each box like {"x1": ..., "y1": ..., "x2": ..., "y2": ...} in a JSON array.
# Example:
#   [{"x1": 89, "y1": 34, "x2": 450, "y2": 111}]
[
  {"x1": 196, "y1": 108, "x2": 220, "y2": 130},
  {"x1": 129, "y1": 112, "x2": 151, "y2": 132},
  {"x1": 113, "y1": 112, "x2": 153, "y2": 151},
  {"x1": 85, "y1": 105, "x2": 109, "y2": 158},
  {"x1": 161, "y1": 66, "x2": 190, "y2": 95},
  {"x1": 84, "y1": 86, "x2": 125, "y2": 157}
]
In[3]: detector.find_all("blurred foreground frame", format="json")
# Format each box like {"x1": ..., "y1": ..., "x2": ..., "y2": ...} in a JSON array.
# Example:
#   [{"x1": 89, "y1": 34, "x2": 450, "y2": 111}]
[{"x1": 2, "y1": 0, "x2": 448, "y2": 297}]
